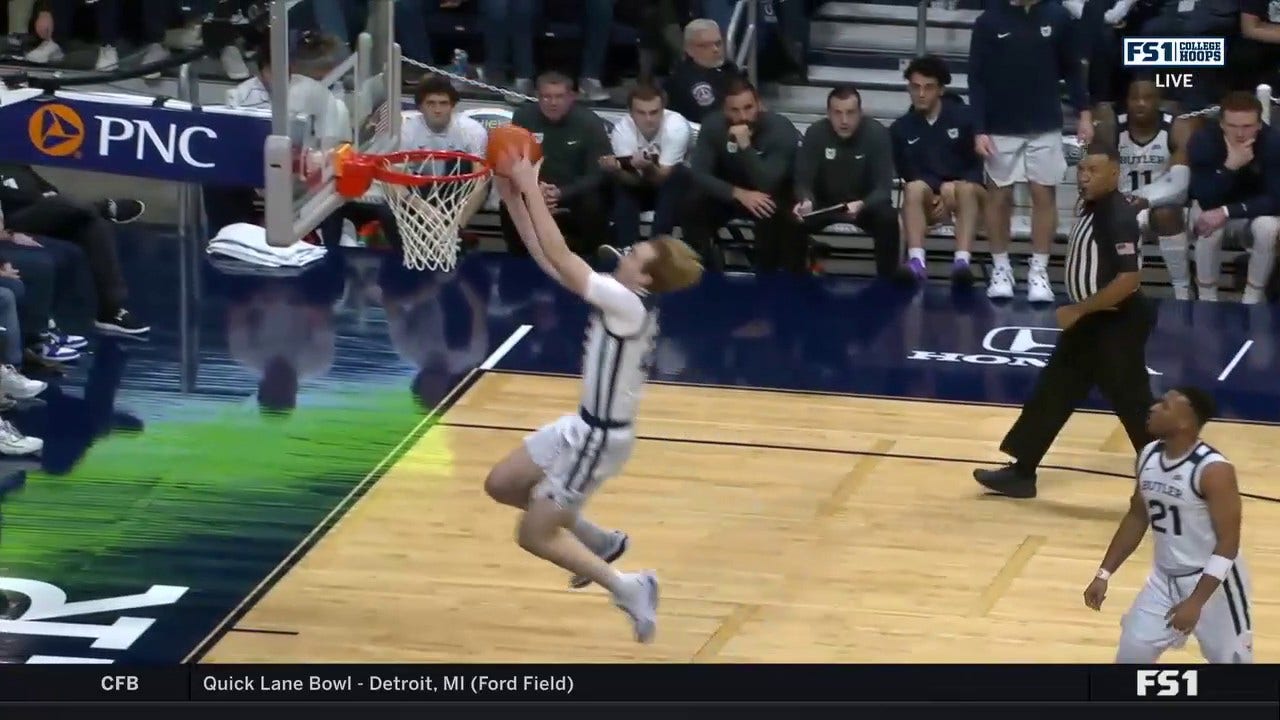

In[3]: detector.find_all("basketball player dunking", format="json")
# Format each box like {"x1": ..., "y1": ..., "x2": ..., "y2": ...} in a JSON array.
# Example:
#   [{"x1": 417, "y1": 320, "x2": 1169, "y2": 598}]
[
  {"x1": 483, "y1": 153, "x2": 703, "y2": 643},
  {"x1": 1109, "y1": 79, "x2": 1196, "y2": 298},
  {"x1": 1084, "y1": 386, "x2": 1253, "y2": 663}
]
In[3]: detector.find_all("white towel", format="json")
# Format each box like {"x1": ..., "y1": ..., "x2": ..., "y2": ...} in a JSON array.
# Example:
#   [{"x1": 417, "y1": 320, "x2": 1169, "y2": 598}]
[{"x1": 207, "y1": 223, "x2": 328, "y2": 268}]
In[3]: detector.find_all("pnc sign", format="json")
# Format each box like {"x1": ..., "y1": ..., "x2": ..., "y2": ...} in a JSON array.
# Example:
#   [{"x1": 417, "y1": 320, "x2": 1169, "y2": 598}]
[{"x1": 28, "y1": 103, "x2": 86, "y2": 158}]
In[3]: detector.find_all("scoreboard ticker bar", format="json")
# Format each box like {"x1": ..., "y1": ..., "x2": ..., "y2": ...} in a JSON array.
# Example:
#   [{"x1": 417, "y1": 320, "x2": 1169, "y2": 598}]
[{"x1": 0, "y1": 665, "x2": 1275, "y2": 703}]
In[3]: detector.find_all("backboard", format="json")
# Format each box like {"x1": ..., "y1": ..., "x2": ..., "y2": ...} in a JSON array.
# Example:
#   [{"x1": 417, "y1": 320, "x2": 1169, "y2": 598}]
[{"x1": 263, "y1": 0, "x2": 401, "y2": 247}]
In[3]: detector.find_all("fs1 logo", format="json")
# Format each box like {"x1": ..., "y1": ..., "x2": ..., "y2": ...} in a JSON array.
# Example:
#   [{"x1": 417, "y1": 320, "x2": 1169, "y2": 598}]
[
  {"x1": 28, "y1": 102, "x2": 218, "y2": 168},
  {"x1": 1136, "y1": 669, "x2": 1199, "y2": 697},
  {"x1": 1123, "y1": 37, "x2": 1225, "y2": 67}
]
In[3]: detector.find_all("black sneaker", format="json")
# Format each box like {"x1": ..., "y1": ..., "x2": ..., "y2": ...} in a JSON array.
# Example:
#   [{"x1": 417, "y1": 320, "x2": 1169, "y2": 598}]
[
  {"x1": 974, "y1": 464, "x2": 1038, "y2": 499},
  {"x1": 95, "y1": 309, "x2": 150, "y2": 336},
  {"x1": 97, "y1": 198, "x2": 146, "y2": 224}
]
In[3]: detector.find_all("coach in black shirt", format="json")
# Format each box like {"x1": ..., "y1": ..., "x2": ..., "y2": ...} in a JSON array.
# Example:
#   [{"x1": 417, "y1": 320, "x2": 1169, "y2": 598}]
[{"x1": 974, "y1": 142, "x2": 1155, "y2": 499}]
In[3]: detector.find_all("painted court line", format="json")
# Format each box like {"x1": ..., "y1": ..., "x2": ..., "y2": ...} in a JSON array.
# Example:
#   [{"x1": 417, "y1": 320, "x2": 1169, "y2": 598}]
[
  {"x1": 182, "y1": 324, "x2": 533, "y2": 662},
  {"x1": 1217, "y1": 340, "x2": 1254, "y2": 382}
]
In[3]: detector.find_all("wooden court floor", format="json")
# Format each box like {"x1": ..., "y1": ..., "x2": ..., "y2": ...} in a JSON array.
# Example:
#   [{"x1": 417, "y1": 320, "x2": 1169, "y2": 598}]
[{"x1": 205, "y1": 371, "x2": 1280, "y2": 663}]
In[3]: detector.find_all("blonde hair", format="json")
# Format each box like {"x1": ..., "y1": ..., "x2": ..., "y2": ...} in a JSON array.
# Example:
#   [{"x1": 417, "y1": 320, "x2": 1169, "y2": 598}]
[{"x1": 644, "y1": 236, "x2": 704, "y2": 294}]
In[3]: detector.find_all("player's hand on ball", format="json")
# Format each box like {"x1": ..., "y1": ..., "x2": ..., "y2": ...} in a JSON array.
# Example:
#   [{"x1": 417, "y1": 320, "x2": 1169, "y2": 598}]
[
  {"x1": 1083, "y1": 577, "x2": 1107, "y2": 610},
  {"x1": 508, "y1": 155, "x2": 540, "y2": 191},
  {"x1": 1165, "y1": 599, "x2": 1202, "y2": 633}
]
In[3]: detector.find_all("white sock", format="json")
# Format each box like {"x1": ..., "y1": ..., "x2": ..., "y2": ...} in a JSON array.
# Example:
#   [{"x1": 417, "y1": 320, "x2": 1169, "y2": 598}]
[
  {"x1": 908, "y1": 247, "x2": 926, "y2": 262},
  {"x1": 1158, "y1": 232, "x2": 1190, "y2": 290},
  {"x1": 1030, "y1": 252, "x2": 1050, "y2": 271},
  {"x1": 571, "y1": 517, "x2": 614, "y2": 557},
  {"x1": 954, "y1": 250, "x2": 971, "y2": 263},
  {"x1": 992, "y1": 251, "x2": 1011, "y2": 269},
  {"x1": 1194, "y1": 232, "x2": 1222, "y2": 289}
]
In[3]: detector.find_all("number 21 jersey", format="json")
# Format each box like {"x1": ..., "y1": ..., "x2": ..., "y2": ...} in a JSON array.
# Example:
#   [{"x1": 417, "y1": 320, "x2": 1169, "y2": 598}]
[{"x1": 1136, "y1": 440, "x2": 1231, "y2": 575}]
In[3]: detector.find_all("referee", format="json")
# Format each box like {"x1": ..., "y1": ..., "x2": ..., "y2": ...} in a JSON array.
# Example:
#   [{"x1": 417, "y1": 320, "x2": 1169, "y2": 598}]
[{"x1": 974, "y1": 142, "x2": 1156, "y2": 499}]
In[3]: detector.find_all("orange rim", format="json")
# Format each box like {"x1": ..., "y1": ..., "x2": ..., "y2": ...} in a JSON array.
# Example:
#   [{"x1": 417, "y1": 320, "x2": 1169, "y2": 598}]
[{"x1": 335, "y1": 147, "x2": 491, "y2": 198}]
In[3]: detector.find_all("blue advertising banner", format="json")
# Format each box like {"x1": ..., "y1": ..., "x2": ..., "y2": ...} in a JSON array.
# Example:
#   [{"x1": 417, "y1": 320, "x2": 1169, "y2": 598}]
[{"x1": 0, "y1": 94, "x2": 270, "y2": 187}]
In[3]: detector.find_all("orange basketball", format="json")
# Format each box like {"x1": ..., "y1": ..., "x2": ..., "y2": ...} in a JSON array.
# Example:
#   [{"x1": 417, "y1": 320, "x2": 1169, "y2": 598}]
[{"x1": 486, "y1": 124, "x2": 542, "y2": 177}]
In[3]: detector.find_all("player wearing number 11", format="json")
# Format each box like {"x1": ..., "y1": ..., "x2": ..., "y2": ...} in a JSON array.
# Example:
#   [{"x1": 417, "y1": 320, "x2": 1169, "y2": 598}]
[{"x1": 1084, "y1": 386, "x2": 1253, "y2": 663}]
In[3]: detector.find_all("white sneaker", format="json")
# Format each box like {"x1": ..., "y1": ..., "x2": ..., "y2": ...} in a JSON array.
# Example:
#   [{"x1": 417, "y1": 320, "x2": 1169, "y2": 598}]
[
  {"x1": 986, "y1": 264, "x2": 1015, "y2": 299},
  {"x1": 25, "y1": 40, "x2": 64, "y2": 64},
  {"x1": 0, "y1": 419, "x2": 42, "y2": 456},
  {"x1": 613, "y1": 571, "x2": 659, "y2": 643},
  {"x1": 142, "y1": 43, "x2": 171, "y2": 80},
  {"x1": 1026, "y1": 265, "x2": 1054, "y2": 303},
  {"x1": 1199, "y1": 285, "x2": 1219, "y2": 302},
  {"x1": 0, "y1": 365, "x2": 46, "y2": 400},
  {"x1": 578, "y1": 78, "x2": 610, "y2": 102},
  {"x1": 1242, "y1": 286, "x2": 1264, "y2": 305},
  {"x1": 165, "y1": 23, "x2": 203, "y2": 50},
  {"x1": 1173, "y1": 285, "x2": 1191, "y2": 300},
  {"x1": 95, "y1": 45, "x2": 119, "y2": 71},
  {"x1": 569, "y1": 531, "x2": 628, "y2": 589},
  {"x1": 221, "y1": 45, "x2": 250, "y2": 80}
]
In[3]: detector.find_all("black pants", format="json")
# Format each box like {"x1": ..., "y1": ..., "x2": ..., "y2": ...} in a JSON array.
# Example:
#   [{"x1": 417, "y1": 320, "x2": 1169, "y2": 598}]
[
  {"x1": 802, "y1": 202, "x2": 900, "y2": 278},
  {"x1": 6, "y1": 196, "x2": 127, "y2": 316},
  {"x1": 610, "y1": 167, "x2": 686, "y2": 247},
  {"x1": 1001, "y1": 295, "x2": 1156, "y2": 470},
  {"x1": 500, "y1": 192, "x2": 609, "y2": 257},
  {"x1": 680, "y1": 189, "x2": 805, "y2": 273}
]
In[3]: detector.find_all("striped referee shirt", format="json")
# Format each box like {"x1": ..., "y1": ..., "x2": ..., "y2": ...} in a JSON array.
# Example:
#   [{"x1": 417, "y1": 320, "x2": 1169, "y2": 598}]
[{"x1": 1065, "y1": 190, "x2": 1142, "y2": 304}]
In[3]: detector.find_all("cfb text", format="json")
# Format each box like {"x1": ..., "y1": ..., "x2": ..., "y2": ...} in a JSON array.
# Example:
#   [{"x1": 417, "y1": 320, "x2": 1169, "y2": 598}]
[{"x1": 100, "y1": 675, "x2": 139, "y2": 692}]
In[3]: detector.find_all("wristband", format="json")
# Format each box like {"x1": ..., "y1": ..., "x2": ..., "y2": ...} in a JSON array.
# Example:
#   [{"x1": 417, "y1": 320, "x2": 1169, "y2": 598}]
[
  {"x1": 1203, "y1": 554, "x2": 1233, "y2": 580},
  {"x1": 1096, "y1": 568, "x2": 1111, "y2": 581}
]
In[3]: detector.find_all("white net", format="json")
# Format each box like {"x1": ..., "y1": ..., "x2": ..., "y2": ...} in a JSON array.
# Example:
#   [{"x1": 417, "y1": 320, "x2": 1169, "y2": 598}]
[{"x1": 376, "y1": 153, "x2": 491, "y2": 271}]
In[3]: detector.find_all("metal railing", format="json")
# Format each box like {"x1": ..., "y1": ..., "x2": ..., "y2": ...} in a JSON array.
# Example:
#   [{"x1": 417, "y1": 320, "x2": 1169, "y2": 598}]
[
  {"x1": 725, "y1": 0, "x2": 760, "y2": 87},
  {"x1": 915, "y1": 0, "x2": 929, "y2": 56}
]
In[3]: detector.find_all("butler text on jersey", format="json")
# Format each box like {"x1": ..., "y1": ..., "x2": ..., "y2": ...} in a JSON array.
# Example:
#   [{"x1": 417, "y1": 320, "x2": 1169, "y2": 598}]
[{"x1": 1123, "y1": 38, "x2": 1225, "y2": 67}]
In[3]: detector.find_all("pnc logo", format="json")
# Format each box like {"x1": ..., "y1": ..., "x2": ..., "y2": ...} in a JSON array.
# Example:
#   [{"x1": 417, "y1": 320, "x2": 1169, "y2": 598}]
[{"x1": 28, "y1": 103, "x2": 85, "y2": 158}]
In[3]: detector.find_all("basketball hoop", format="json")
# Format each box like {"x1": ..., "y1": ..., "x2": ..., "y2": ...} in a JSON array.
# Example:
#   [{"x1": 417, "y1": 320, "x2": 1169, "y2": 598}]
[{"x1": 334, "y1": 145, "x2": 492, "y2": 271}]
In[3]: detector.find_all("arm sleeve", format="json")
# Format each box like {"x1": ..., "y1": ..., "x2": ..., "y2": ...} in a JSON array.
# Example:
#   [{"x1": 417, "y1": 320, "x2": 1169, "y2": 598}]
[
  {"x1": 558, "y1": 117, "x2": 610, "y2": 201},
  {"x1": 689, "y1": 123, "x2": 736, "y2": 202},
  {"x1": 862, "y1": 125, "x2": 897, "y2": 207},
  {"x1": 967, "y1": 21, "x2": 989, "y2": 135},
  {"x1": 1105, "y1": 203, "x2": 1141, "y2": 273},
  {"x1": 1225, "y1": 139, "x2": 1280, "y2": 218},
  {"x1": 737, "y1": 117, "x2": 799, "y2": 193},
  {"x1": 1187, "y1": 132, "x2": 1233, "y2": 208},
  {"x1": 1057, "y1": 12, "x2": 1089, "y2": 113},
  {"x1": 658, "y1": 115, "x2": 692, "y2": 166},
  {"x1": 584, "y1": 273, "x2": 647, "y2": 334}
]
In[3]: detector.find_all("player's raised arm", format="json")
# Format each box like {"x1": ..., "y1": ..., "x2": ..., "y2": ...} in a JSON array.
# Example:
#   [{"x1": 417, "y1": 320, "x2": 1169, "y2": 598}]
[
  {"x1": 1083, "y1": 482, "x2": 1150, "y2": 610},
  {"x1": 493, "y1": 176, "x2": 564, "y2": 285},
  {"x1": 508, "y1": 156, "x2": 596, "y2": 299}
]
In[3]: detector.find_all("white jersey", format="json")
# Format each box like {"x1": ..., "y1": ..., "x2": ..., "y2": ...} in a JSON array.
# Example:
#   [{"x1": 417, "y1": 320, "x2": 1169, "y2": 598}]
[
  {"x1": 1136, "y1": 439, "x2": 1233, "y2": 575},
  {"x1": 399, "y1": 113, "x2": 488, "y2": 156},
  {"x1": 578, "y1": 273, "x2": 659, "y2": 427},
  {"x1": 1117, "y1": 112, "x2": 1173, "y2": 194},
  {"x1": 609, "y1": 109, "x2": 693, "y2": 167}
]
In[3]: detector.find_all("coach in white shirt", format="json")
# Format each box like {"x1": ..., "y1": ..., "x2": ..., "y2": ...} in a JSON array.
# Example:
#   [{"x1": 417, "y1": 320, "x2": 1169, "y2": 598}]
[{"x1": 601, "y1": 84, "x2": 692, "y2": 246}]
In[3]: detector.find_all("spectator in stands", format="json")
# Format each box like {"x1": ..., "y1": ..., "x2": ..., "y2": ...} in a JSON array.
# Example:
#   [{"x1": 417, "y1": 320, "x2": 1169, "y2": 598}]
[
  {"x1": 1189, "y1": 91, "x2": 1280, "y2": 304},
  {"x1": 0, "y1": 268, "x2": 51, "y2": 404},
  {"x1": 603, "y1": 84, "x2": 693, "y2": 247},
  {"x1": 1098, "y1": 79, "x2": 1196, "y2": 299},
  {"x1": 969, "y1": 0, "x2": 1091, "y2": 303},
  {"x1": 505, "y1": 72, "x2": 611, "y2": 256},
  {"x1": 1237, "y1": 0, "x2": 1280, "y2": 92},
  {"x1": 794, "y1": 85, "x2": 899, "y2": 279},
  {"x1": 0, "y1": 228, "x2": 85, "y2": 367},
  {"x1": 666, "y1": 19, "x2": 744, "y2": 123},
  {"x1": 890, "y1": 55, "x2": 984, "y2": 285},
  {"x1": 0, "y1": 164, "x2": 149, "y2": 335},
  {"x1": 477, "y1": 0, "x2": 538, "y2": 96},
  {"x1": 684, "y1": 77, "x2": 801, "y2": 272},
  {"x1": 344, "y1": 73, "x2": 488, "y2": 254}
]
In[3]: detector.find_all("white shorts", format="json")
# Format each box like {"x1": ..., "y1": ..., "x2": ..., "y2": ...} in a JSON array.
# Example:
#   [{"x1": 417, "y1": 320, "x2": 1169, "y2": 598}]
[
  {"x1": 1119, "y1": 563, "x2": 1254, "y2": 663},
  {"x1": 523, "y1": 412, "x2": 636, "y2": 510},
  {"x1": 985, "y1": 132, "x2": 1068, "y2": 188}
]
